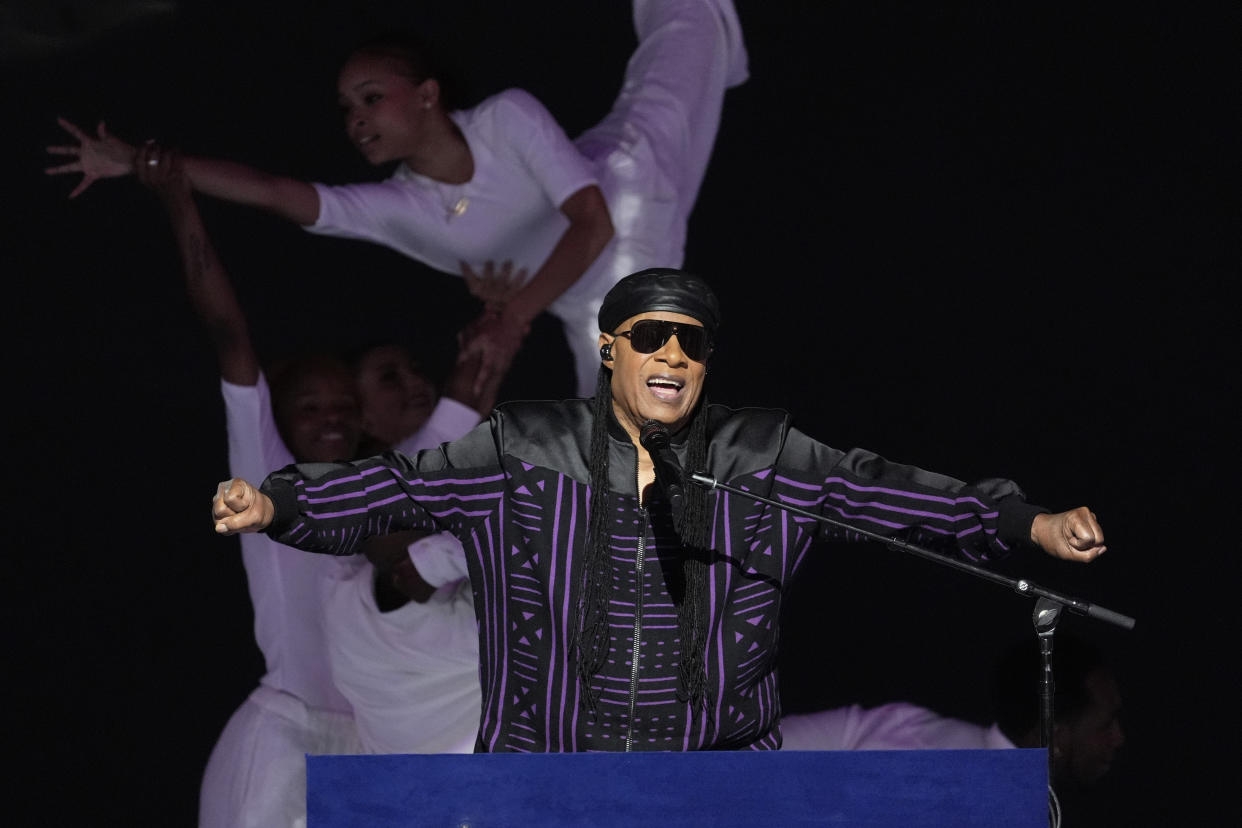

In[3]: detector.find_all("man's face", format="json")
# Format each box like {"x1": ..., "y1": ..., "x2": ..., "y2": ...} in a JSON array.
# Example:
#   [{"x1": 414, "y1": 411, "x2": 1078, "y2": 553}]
[
  {"x1": 601, "y1": 311, "x2": 709, "y2": 442},
  {"x1": 1055, "y1": 668, "x2": 1125, "y2": 787}
]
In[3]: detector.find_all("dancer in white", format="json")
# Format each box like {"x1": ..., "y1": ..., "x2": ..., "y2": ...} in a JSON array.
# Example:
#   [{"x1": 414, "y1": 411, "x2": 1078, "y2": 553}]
[
  {"x1": 48, "y1": 0, "x2": 749, "y2": 396},
  {"x1": 124, "y1": 146, "x2": 493, "y2": 827},
  {"x1": 781, "y1": 703, "x2": 1014, "y2": 752}
]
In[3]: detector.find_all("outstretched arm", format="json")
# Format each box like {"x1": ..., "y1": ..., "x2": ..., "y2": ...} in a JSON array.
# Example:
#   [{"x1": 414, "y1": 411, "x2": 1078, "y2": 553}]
[
  {"x1": 47, "y1": 117, "x2": 320, "y2": 224},
  {"x1": 136, "y1": 143, "x2": 259, "y2": 385}
]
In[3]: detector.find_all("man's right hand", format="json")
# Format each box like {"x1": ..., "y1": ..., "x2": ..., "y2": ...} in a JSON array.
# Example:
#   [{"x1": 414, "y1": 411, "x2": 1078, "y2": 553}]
[{"x1": 212, "y1": 478, "x2": 274, "y2": 535}]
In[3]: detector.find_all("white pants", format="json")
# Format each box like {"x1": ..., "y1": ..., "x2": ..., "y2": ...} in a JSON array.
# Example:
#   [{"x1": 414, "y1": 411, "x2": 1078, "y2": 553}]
[
  {"x1": 553, "y1": 0, "x2": 749, "y2": 396},
  {"x1": 198, "y1": 685, "x2": 363, "y2": 828}
]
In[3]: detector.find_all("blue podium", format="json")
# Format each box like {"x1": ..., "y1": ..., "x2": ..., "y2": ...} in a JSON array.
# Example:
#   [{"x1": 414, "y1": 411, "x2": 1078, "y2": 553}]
[{"x1": 308, "y1": 748, "x2": 1047, "y2": 826}]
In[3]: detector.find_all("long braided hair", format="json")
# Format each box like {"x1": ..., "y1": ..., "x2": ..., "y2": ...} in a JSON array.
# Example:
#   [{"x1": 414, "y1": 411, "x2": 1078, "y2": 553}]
[{"x1": 575, "y1": 366, "x2": 714, "y2": 714}]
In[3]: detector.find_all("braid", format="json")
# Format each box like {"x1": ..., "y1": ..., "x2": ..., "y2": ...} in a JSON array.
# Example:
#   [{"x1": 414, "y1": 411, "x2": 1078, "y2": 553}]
[
  {"x1": 674, "y1": 400, "x2": 712, "y2": 710},
  {"x1": 575, "y1": 366, "x2": 615, "y2": 714}
]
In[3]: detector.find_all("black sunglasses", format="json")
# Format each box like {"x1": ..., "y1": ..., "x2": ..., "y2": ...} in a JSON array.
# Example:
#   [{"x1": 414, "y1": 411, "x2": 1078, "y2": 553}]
[{"x1": 615, "y1": 319, "x2": 712, "y2": 362}]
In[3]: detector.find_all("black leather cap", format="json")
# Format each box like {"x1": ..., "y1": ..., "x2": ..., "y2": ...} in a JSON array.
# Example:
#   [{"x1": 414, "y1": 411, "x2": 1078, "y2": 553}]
[{"x1": 597, "y1": 267, "x2": 721, "y2": 337}]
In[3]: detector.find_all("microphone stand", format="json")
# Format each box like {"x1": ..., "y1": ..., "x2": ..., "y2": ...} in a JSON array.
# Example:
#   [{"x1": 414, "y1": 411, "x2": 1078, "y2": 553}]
[
  {"x1": 688, "y1": 471, "x2": 1134, "y2": 827},
  {"x1": 1032, "y1": 596, "x2": 1062, "y2": 825}
]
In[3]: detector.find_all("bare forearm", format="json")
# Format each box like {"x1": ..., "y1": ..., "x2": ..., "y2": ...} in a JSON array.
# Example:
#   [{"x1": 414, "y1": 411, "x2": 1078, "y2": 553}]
[
  {"x1": 182, "y1": 156, "x2": 320, "y2": 226},
  {"x1": 502, "y1": 187, "x2": 614, "y2": 327},
  {"x1": 164, "y1": 195, "x2": 259, "y2": 384}
]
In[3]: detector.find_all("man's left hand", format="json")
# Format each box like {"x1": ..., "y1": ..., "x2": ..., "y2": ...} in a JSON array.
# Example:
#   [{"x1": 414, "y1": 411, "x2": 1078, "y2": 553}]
[{"x1": 1031, "y1": 507, "x2": 1106, "y2": 562}]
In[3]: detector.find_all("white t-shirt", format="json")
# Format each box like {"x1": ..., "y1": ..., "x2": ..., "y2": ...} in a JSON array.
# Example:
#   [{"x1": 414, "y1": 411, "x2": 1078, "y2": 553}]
[
  {"x1": 224, "y1": 374, "x2": 353, "y2": 712},
  {"x1": 394, "y1": 396, "x2": 482, "y2": 458},
  {"x1": 322, "y1": 532, "x2": 482, "y2": 755},
  {"x1": 322, "y1": 392, "x2": 482, "y2": 754},
  {"x1": 780, "y1": 703, "x2": 1016, "y2": 752},
  {"x1": 222, "y1": 375, "x2": 481, "y2": 713},
  {"x1": 309, "y1": 88, "x2": 598, "y2": 302}
]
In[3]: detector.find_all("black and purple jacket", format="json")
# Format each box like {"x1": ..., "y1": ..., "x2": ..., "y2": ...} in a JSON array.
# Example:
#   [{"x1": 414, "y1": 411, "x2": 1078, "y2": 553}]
[{"x1": 262, "y1": 399, "x2": 1043, "y2": 752}]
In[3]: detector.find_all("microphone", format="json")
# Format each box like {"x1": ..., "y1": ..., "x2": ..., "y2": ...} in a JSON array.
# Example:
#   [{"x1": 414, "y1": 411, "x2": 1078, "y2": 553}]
[{"x1": 638, "y1": 419, "x2": 685, "y2": 512}]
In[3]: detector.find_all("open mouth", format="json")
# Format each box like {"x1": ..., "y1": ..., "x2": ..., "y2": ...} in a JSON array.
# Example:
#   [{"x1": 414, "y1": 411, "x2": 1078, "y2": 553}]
[{"x1": 646, "y1": 375, "x2": 684, "y2": 402}]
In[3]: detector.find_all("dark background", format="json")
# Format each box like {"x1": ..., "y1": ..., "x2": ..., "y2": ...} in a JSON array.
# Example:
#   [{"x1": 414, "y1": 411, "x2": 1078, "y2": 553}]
[{"x1": 4, "y1": 1, "x2": 1236, "y2": 824}]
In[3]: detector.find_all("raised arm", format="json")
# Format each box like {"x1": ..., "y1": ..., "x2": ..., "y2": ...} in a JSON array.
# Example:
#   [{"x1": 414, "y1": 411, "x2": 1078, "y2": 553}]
[
  {"x1": 135, "y1": 143, "x2": 258, "y2": 385},
  {"x1": 48, "y1": 117, "x2": 320, "y2": 225}
]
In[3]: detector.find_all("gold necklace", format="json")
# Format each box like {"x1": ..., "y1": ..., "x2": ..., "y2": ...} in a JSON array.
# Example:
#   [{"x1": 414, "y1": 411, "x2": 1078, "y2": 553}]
[{"x1": 437, "y1": 183, "x2": 469, "y2": 221}]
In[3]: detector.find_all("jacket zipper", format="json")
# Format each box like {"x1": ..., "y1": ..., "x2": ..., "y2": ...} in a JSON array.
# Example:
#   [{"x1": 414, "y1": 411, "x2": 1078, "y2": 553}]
[
  {"x1": 624, "y1": 509, "x2": 648, "y2": 751},
  {"x1": 624, "y1": 460, "x2": 649, "y2": 752}
]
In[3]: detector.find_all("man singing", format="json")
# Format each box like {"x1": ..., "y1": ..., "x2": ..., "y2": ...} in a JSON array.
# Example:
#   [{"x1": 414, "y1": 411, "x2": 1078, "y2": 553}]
[{"x1": 212, "y1": 267, "x2": 1105, "y2": 753}]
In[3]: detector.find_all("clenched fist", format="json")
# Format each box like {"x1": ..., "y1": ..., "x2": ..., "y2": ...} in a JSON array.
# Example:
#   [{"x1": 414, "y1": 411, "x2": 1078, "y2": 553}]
[
  {"x1": 1031, "y1": 507, "x2": 1106, "y2": 562},
  {"x1": 212, "y1": 478, "x2": 275, "y2": 535}
]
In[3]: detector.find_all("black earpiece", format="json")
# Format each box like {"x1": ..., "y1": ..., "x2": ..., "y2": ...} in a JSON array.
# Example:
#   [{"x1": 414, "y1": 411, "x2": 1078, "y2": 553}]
[{"x1": 599, "y1": 343, "x2": 613, "y2": 361}]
